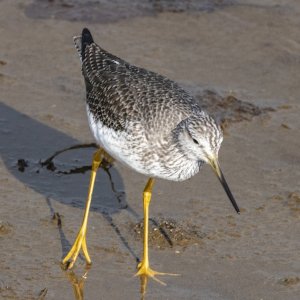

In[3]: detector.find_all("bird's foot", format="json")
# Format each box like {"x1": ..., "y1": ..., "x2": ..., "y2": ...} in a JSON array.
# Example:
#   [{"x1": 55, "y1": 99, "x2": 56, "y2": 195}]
[
  {"x1": 61, "y1": 230, "x2": 91, "y2": 270},
  {"x1": 135, "y1": 261, "x2": 180, "y2": 286}
]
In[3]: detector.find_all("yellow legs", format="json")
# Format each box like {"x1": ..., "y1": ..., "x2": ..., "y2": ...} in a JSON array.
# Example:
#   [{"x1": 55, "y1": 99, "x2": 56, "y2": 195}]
[
  {"x1": 61, "y1": 148, "x2": 104, "y2": 270},
  {"x1": 135, "y1": 178, "x2": 179, "y2": 286},
  {"x1": 61, "y1": 151, "x2": 177, "y2": 289}
]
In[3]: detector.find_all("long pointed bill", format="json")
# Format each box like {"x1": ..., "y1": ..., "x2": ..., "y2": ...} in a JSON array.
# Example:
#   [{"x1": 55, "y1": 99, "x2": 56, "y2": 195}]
[{"x1": 209, "y1": 157, "x2": 240, "y2": 214}]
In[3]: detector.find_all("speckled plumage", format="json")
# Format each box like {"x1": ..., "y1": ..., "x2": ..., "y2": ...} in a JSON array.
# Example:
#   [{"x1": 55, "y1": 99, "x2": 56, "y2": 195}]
[
  {"x1": 61, "y1": 28, "x2": 238, "y2": 275},
  {"x1": 74, "y1": 28, "x2": 223, "y2": 181}
]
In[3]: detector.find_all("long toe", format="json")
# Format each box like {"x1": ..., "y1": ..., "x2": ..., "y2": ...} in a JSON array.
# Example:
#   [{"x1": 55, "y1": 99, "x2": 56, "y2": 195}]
[
  {"x1": 135, "y1": 264, "x2": 180, "y2": 286},
  {"x1": 61, "y1": 233, "x2": 87, "y2": 270}
]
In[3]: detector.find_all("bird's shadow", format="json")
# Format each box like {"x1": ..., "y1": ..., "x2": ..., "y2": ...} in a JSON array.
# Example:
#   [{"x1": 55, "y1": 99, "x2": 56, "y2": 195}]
[
  {"x1": 1, "y1": 102, "x2": 177, "y2": 299},
  {"x1": 0, "y1": 102, "x2": 141, "y2": 262}
]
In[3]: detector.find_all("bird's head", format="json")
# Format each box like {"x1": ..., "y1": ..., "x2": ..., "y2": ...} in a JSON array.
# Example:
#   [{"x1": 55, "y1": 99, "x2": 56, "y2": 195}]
[
  {"x1": 178, "y1": 114, "x2": 223, "y2": 164},
  {"x1": 175, "y1": 113, "x2": 240, "y2": 214}
]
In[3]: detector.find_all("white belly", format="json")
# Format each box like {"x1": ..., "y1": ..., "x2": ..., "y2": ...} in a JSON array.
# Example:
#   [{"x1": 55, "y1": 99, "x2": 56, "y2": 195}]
[
  {"x1": 86, "y1": 107, "x2": 148, "y2": 174},
  {"x1": 86, "y1": 106, "x2": 200, "y2": 181}
]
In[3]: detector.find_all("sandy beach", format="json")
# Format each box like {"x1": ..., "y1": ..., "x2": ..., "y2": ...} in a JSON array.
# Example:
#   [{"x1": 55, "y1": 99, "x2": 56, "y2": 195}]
[{"x1": 1, "y1": 0, "x2": 300, "y2": 299}]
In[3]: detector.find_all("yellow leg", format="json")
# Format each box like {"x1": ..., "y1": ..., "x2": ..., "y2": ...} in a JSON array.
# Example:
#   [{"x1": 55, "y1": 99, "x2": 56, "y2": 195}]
[
  {"x1": 61, "y1": 148, "x2": 104, "y2": 270},
  {"x1": 135, "y1": 178, "x2": 179, "y2": 285}
]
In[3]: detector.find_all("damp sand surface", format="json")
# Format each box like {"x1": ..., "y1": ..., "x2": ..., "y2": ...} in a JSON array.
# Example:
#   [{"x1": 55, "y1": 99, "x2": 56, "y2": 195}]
[{"x1": 1, "y1": 0, "x2": 300, "y2": 299}]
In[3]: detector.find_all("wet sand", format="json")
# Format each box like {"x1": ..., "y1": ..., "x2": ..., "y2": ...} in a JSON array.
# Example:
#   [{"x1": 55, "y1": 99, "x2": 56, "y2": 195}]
[{"x1": 1, "y1": 0, "x2": 300, "y2": 299}]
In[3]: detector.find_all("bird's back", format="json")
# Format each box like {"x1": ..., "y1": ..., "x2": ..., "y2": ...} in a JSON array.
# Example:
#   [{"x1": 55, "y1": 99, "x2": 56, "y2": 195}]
[{"x1": 74, "y1": 28, "x2": 201, "y2": 134}]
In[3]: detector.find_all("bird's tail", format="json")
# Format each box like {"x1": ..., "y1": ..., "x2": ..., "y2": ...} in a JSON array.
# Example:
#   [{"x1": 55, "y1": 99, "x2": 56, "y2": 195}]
[{"x1": 73, "y1": 28, "x2": 94, "y2": 62}]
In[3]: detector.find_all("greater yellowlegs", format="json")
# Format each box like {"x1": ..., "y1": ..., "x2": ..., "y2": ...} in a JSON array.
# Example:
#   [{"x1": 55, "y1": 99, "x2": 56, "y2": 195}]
[{"x1": 62, "y1": 28, "x2": 240, "y2": 283}]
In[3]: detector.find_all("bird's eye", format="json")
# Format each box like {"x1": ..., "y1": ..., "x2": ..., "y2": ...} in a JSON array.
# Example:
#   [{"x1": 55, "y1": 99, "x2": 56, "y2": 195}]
[{"x1": 192, "y1": 138, "x2": 199, "y2": 144}]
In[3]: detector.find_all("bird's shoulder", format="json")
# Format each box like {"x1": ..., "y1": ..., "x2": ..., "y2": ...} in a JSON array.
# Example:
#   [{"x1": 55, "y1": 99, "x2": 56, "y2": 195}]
[{"x1": 83, "y1": 43, "x2": 201, "y2": 132}]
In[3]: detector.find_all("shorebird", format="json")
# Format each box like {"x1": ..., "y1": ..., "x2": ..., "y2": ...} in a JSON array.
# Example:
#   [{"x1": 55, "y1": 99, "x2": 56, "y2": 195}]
[{"x1": 61, "y1": 28, "x2": 240, "y2": 283}]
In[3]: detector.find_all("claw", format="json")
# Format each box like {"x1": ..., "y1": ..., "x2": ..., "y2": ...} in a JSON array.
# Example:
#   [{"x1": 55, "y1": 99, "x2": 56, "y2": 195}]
[
  {"x1": 135, "y1": 261, "x2": 180, "y2": 286},
  {"x1": 61, "y1": 228, "x2": 91, "y2": 270}
]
